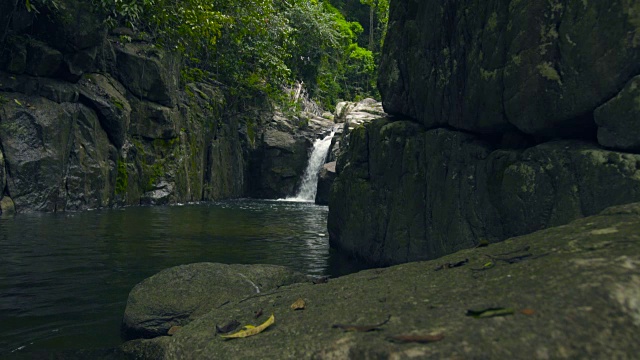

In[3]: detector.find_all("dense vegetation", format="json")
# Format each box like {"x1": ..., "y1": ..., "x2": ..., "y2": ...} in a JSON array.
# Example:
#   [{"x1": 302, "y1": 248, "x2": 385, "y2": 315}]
[{"x1": 16, "y1": 0, "x2": 388, "y2": 111}]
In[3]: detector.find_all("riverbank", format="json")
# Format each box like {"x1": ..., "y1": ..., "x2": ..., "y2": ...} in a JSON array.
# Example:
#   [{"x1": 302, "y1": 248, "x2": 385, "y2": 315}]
[{"x1": 114, "y1": 202, "x2": 640, "y2": 359}]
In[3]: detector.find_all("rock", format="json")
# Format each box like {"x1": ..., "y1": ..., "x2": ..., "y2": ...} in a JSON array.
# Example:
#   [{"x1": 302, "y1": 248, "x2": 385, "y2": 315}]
[
  {"x1": 2, "y1": 37, "x2": 27, "y2": 74},
  {"x1": 25, "y1": 39, "x2": 63, "y2": 77},
  {"x1": 140, "y1": 180, "x2": 174, "y2": 206},
  {"x1": 0, "y1": 196, "x2": 16, "y2": 216},
  {"x1": 78, "y1": 73, "x2": 131, "y2": 149},
  {"x1": 250, "y1": 125, "x2": 311, "y2": 198},
  {"x1": 329, "y1": 118, "x2": 640, "y2": 265},
  {"x1": 0, "y1": 72, "x2": 79, "y2": 104},
  {"x1": 379, "y1": 1, "x2": 640, "y2": 137},
  {"x1": 34, "y1": 0, "x2": 105, "y2": 53},
  {"x1": 206, "y1": 135, "x2": 245, "y2": 200},
  {"x1": 63, "y1": 104, "x2": 117, "y2": 210},
  {"x1": 121, "y1": 263, "x2": 307, "y2": 340},
  {"x1": 63, "y1": 46, "x2": 98, "y2": 81},
  {"x1": 0, "y1": 92, "x2": 74, "y2": 212},
  {"x1": 595, "y1": 75, "x2": 640, "y2": 151},
  {"x1": 114, "y1": 42, "x2": 179, "y2": 107},
  {"x1": 334, "y1": 98, "x2": 385, "y2": 126},
  {"x1": 315, "y1": 161, "x2": 336, "y2": 205},
  {"x1": 128, "y1": 98, "x2": 179, "y2": 140},
  {"x1": 0, "y1": 149, "x2": 5, "y2": 194},
  {"x1": 120, "y1": 205, "x2": 640, "y2": 358}
]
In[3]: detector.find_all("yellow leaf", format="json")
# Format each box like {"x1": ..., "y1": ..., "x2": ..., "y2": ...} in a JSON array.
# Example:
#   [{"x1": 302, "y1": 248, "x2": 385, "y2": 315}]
[
  {"x1": 13, "y1": 99, "x2": 23, "y2": 106},
  {"x1": 220, "y1": 314, "x2": 275, "y2": 339},
  {"x1": 290, "y1": 298, "x2": 306, "y2": 310}
]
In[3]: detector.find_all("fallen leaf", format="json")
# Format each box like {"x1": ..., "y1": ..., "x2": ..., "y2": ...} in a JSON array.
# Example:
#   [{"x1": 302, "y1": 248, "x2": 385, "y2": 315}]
[
  {"x1": 332, "y1": 315, "x2": 391, "y2": 332},
  {"x1": 291, "y1": 298, "x2": 306, "y2": 310},
  {"x1": 466, "y1": 307, "x2": 515, "y2": 318},
  {"x1": 167, "y1": 326, "x2": 182, "y2": 336},
  {"x1": 220, "y1": 314, "x2": 275, "y2": 339},
  {"x1": 520, "y1": 308, "x2": 535, "y2": 316},
  {"x1": 471, "y1": 261, "x2": 495, "y2": 272},
  {"x1": 215, "y1": 319, "x2": 240, "y2": 334},
  {"x1": 13, "y1": 99, "x2": 23, "y2": 106},
  {"x1": 388, "y1": 333, "x2": 444, "y2": 344}
]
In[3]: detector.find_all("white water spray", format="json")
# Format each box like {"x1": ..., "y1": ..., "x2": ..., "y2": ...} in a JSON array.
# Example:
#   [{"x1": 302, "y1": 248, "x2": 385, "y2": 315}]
[{"x1": 285, "y1": 128, "x2": 336, "y2": 202}]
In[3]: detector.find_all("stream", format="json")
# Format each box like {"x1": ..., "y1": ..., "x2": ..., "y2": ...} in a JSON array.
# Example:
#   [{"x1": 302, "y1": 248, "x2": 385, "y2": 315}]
[{"x1": 0, "y1": 200, "x2": 367, "y2": 356}]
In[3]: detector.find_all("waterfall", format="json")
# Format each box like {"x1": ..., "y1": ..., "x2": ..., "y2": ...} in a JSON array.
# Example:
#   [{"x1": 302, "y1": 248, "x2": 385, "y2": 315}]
[{"x1": 286, "y1": 128, "x2": 336, "y2": 202}]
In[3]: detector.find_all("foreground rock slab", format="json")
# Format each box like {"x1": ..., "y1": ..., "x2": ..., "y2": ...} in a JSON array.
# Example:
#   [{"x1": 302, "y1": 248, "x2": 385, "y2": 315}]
[
  {"x1": 120, "y1": 203, "x2": 640, "y2": 359},
  {"x1": 122, "y1": 263, "x2": 307, "y2": 340}
]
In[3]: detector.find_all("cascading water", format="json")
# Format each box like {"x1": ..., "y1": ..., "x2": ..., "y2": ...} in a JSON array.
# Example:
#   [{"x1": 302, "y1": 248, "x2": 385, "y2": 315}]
[{"x1": 286, "y1": 127, "x2": 337, "y2": 202}]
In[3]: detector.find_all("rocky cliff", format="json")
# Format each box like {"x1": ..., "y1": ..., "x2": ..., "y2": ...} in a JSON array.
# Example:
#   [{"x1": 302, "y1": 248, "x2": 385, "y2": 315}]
[
  {"x1": 0, "y1": 1, "x2": 330, "y2": 214},
  {"x1": 329, "y1": 0, "x2": 640, "y2": 265}
]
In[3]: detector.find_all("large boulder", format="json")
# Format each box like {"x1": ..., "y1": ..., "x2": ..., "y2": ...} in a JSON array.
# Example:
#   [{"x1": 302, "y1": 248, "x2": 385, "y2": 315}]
[
  {"x1": 24, "y1": 39, "x2": 63, "y2": 77},
  {"x1": 63, "y1": 103, "x2": 117, "y2": 210},
  {"x1": 78, "y1": 73, "x2": 131, "y2": 149},
  {"x1": 114, "y1": 42, "x2": 179, "y2": 107},
  {"x1": 0, "y1": 92, "x2": 75, "y2": 212},
  {"x1": 128, "y1": 98, "x2": 179, "y2": 140},
  {"x1": 595, "y1": 75, "x2": 640, "y2": 151},
  {"x1": 120, "y1": 204, "x2": 640, "y2": 359},
  {"x1": 314, "y1": 161, "x2": 336, "y2": 206},
  {"x1": 122, "y1": 263, "x2": 307, "y2": 340},
  {"x1": 329, "y1": 118, "x2": 640, "y2": 265},
  {"x1": 379, "y1": 0, "x2": 640, "y2": 139},
  {"x1": 252, "y1": 128, "x2": 309, "y2": 198}
]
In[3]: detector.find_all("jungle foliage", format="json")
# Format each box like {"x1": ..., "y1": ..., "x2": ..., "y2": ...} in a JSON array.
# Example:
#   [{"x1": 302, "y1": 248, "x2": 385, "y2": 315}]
[{"x1": 15, "y1": 0, "x2": 388, "y2": 110}]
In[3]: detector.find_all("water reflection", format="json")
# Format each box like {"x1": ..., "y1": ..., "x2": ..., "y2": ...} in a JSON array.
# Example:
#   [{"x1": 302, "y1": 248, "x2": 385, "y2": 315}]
[{"x1": 0, "y1": 200, "x2": 368, "y2": 356}]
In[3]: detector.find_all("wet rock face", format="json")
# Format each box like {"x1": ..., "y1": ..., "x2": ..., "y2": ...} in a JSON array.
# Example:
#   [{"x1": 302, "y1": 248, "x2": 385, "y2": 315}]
[
  {"x1": 379, "y1": 0, "x2": 640, "y2": 140},
  {"x1": 329, "y1": 119, "x2": 640, "y2": 265},
  {"x1": 121, "y1": 263, "x2": 307, "y2": 340}
]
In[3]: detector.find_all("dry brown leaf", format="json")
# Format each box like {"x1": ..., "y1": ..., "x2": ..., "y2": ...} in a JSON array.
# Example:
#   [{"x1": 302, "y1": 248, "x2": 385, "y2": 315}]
[
  {"x1": 291, "y1": 298, "x2": 306, "y2": 310},
  {"x1": 520, "y1": 308, "x2": 536, "y2": 316},
  {"x1": 167, "y1": 326, "x2": 182, "y2": 336}
]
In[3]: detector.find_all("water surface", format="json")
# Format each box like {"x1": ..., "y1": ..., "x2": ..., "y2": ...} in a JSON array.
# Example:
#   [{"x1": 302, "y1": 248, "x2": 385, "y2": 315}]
[{"x1": 0, "y1": 199, "x2": 366, "y2": 356}]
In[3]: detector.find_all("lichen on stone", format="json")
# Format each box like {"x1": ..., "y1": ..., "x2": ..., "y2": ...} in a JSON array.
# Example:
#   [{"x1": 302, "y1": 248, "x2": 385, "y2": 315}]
[{"x1": 537, "y1": 62, "x2": 562, "y2": 85}]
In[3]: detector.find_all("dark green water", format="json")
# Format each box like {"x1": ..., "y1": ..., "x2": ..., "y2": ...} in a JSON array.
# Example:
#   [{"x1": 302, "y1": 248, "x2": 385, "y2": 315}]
[{"x1": 0, "y1": 199, "x2": 366, "y2": 357}]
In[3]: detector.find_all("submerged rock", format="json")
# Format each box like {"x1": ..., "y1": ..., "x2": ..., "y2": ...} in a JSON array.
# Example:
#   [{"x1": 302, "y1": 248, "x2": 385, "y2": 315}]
[
  {"x1": 121, "y1": 263, "x2": 307, "y2": 340},
  {"x1": 120, "y1": 203, "x2": 640, "y2": 358}
]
